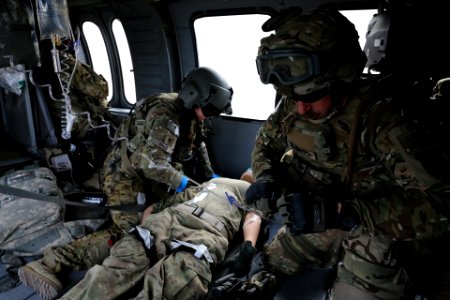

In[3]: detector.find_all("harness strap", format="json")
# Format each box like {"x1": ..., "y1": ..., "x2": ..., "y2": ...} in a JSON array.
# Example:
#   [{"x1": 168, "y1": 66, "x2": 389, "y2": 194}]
[
  {"x1": 344, "y1": 95, "x2": 368, "y2": 187},
  {"x1": 119, "y1": 139, "x2": 141, "y2": 179},
  {"x1": 174, "y1": 202, "x2": 228, "y2": 239}
]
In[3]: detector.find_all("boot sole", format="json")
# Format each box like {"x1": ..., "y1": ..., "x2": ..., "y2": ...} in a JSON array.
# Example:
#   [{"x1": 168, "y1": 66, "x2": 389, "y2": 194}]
[{"x1": 18, "y1": 266, "x2": 61, "y2": 300}]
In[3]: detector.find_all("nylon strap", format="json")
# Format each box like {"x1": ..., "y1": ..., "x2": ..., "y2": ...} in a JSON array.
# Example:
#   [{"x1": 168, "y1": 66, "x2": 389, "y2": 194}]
[
  {"x1": 0, "y1": 184, "x2": 146, "y2": 212},
  {"x1": 174, "y1": 202, "x2": 228, "y2": 238},
  {"x1": 343, "y1": 83, "x2": 376, "y2": 187}
]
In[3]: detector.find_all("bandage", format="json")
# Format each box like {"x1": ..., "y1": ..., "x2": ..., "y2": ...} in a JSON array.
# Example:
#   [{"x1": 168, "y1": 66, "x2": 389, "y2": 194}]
[{"x1": 243, "y1": 214, "x2": 262, "y2": 227}]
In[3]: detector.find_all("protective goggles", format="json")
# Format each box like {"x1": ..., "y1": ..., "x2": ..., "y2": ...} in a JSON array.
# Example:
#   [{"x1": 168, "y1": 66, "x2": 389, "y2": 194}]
[{"x1": 256, "y1": 48, "x2": 321, "y2": 85}]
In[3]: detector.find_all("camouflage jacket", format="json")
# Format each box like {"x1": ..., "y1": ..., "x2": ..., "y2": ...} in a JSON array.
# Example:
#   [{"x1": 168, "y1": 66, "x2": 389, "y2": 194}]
[
  {"x1": 103, "y1": 92, "x2": 214, "y2": 190},
  {"x1": 252, "y1": 78, "x2": 450, "y2": 241}
]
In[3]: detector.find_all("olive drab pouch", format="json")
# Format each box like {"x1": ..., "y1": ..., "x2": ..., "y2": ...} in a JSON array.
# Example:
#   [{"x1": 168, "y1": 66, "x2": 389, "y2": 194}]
[{"x1": 285, "y1": 116, "x2": 333, "y2": 162}]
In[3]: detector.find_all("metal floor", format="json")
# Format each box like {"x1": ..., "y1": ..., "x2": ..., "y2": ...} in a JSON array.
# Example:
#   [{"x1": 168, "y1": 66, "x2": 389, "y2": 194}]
[
  {"x1": 0, "y1": 262, "x2": 87, "y2": 300},
  {"x1": 0, "y1": 262, "x2": 43, "y2": 300}
]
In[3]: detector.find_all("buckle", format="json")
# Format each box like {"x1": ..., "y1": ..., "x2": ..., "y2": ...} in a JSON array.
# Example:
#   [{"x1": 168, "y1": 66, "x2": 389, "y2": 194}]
[
  {"x1": 135, "y1": 119, "x2": 145, "y2": 127},
  {"x1": 192, "y1": 206, "x2": 204, "y2": 217}
]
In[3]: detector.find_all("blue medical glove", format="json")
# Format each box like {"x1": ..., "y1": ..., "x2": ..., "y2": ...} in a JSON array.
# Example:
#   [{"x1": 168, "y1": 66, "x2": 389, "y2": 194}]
[{"x1": 176, "y1": 175, "x2": 189, "y2": 192}]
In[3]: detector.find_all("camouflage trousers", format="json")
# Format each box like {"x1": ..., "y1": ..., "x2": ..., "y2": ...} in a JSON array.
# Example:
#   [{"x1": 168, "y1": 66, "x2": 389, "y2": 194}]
[
  {"x1": 264, "y1": 225, "x2": 450, "y2": 299},
  {"x1": 59, "y1": 204, "x2": 229, "y2": 299},
  {"x1": 264, "y1": 226, "x2": 344, "y2": 274},
  {"x1": 58, "y1": 234, "x2": 210, "y2": 300},
  {"x1": 42, "y1": 224, "x2": 122, "y2": 273},
  {"x1": 333, "y1": 227, "x2": 407, "y2": 300},
  {"x1": 41, "y1": 171, "x2": 144, "y2": 273},
  {"x1": 263, "y1": 226, "x2": 406, "y2": 299},
  {"x1": 58, "y1": 234, "x2": 149, "y2": 300}
]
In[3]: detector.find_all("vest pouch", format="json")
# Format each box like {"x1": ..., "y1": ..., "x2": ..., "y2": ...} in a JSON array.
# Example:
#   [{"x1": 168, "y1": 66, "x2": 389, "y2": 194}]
[{"x1": 286, "y1": 118, "x2": 332, "y2": 162}]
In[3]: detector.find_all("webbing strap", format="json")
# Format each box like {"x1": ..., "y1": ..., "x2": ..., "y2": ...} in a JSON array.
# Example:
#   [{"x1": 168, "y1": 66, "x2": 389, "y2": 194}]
[
  {"x1": 119, "y1": 139, "x2": 141, "y2": 179},
  {"x1": 0, "y1": 184, "x2": 146, "y2": 212},
  {"x1": 175, "y1": 203, "x2": 228, "y2": 238},
  {"x1": 0, "y1": 184, "x2": 91, "y2": 207},
  {"x1": 344, "y1": 95, "x2": 368, "y2": 187}
]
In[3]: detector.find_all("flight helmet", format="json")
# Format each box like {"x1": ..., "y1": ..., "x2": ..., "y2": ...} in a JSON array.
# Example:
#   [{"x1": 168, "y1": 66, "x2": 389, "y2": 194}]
[{"x1": 180, "y1": 67, "x2": 233, "y2": 116}]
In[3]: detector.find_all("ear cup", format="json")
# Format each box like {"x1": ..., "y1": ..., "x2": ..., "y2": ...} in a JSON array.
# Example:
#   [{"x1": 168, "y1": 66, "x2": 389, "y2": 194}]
[{"x1": 180, "y1": 79, "x2": 202, "y2": 109}]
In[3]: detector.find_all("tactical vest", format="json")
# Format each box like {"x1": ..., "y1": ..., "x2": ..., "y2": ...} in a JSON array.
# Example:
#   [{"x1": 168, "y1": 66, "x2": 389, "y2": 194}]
[
  {"x1": 281, "y1": 80, "x2": 390, "y2": 197},
  {"x1": 123, "y1": 93, "x2": 213, "y2": 181},
  {"x1": 111, "y1": 93, "x2": 183, "y2": 198},
  {"x1": 282, "y1": 78, "x2": 447, "y2": 198}
]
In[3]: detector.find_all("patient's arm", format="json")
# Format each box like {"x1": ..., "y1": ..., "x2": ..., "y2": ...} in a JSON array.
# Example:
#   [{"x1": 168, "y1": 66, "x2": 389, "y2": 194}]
[{"x1": 242, "y1": 212, "x2": 262, "y2": 247}]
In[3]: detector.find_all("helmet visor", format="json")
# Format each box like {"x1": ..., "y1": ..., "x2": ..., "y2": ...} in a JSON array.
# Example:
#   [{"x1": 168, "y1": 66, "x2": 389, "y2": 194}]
[
  {"x1": 256, "y1": 48, "x2": 321, "y2": 85},
  {"x1": 202, "y1": 102, "x2": 232, "y2": 117}
]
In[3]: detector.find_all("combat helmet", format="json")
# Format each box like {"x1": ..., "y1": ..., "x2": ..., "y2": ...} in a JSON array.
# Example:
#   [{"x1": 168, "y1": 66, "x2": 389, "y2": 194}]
[
  {"x1": 256, "y1": 7, "x2": 366, "y2": 100},
  {"x1": 180, "y1": 67, "x2": 233, "y2": 116}
]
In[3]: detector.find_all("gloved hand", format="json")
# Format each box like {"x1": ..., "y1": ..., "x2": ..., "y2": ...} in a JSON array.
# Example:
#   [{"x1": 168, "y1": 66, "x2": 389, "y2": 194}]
[
  {"x1": 176, "y1": 175, "x2": 189, "y2": 192},
  {"x1": 245, "y1": 179, "x2": 278, "y2": 214},
  {"x1": 234, "y1": 240, "x2": 256, "y2": 277},
  {"x1": 277, "y1": 193, "x2": 361, "y2": 234},
  {"x1": 245, "y1": 180, "x2": 274, "y2": 203},
  {"x1": 336, "y1": 201, "x2": 360, "y2": 231}
]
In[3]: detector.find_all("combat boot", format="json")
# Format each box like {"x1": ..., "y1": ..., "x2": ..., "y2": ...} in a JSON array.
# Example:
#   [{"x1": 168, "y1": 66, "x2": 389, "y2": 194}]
[{"x1": 18, "y1": 260, "x2": 62, "y2": 300}]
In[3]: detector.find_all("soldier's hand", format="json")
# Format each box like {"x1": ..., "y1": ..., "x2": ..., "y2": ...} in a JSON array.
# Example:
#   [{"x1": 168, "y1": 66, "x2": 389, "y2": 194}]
[
  {"x1": 234, "y1": 240, "x2": 256, "y2": 277},
  {"x1": 336, "y1": 201, "x2": 360, "y2": 231},
  {"x1": 277, "y1": 194, "x2": 361, "y2": 234},
  {"x1": 245, "y1": 180, "x2": 275, "y2": 204}
]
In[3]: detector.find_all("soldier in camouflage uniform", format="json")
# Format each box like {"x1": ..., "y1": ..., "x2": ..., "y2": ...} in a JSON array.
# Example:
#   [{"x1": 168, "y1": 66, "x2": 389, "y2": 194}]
[
  {"x1": 18, "y1": 67, "x2": 234, "y2": 300},
  {"x1": 244, "y1": 7, "x2": 450, "y2": 299},
  {"x1": 58, "y1": 177, "x2": 259, "y2": 300}
]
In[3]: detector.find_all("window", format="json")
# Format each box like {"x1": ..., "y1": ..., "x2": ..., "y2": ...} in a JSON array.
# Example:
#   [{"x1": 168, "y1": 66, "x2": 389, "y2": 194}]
[
  {"x1": 82, "y1": 21, "x2": 113, "y2": 100},
  {"x1": 340, "y1": 9, "x2": 377, "y2": 51},
  {"x1": 194, "y1": 14, "x2": 274, "y2": 120},
  {"x1": 112, "y1": 19, "x2": 136, "y2": 104},
  {"x1": 340, "y1": 9, "x2": 378, "y2": 74}
]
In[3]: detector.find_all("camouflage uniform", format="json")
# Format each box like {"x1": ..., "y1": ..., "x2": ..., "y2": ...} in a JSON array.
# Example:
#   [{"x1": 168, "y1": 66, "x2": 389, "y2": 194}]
[
  {"x1": 39, "y1": 92, "x2": 216, "y2": 278},
  {"x1": 252, "y1": 79, "x2": 450, "y2": 299},
  {"x1": 47, "y1": 54, "x2": 110, "y2": 139},
  {"x1": 59, "y1": 178, "x2": 249, "y2": 300}
]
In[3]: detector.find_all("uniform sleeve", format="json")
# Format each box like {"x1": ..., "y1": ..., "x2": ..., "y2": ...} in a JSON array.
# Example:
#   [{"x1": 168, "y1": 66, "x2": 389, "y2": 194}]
[
  {"x1": 349, "y1": 108, "x2": 450, "y2": 241},
  {"x1": 251, "y1": 96, "x2": 295, "y2": 181},
  {"x1": 173, "y1": 120, "x2": 215, "y2": 181},
  {"x1": 195, "y1": 141, "x2": 215, "y2": 179},
  {"x1": 129, "y1": 104, "x2": 184, "y2": 190}
]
